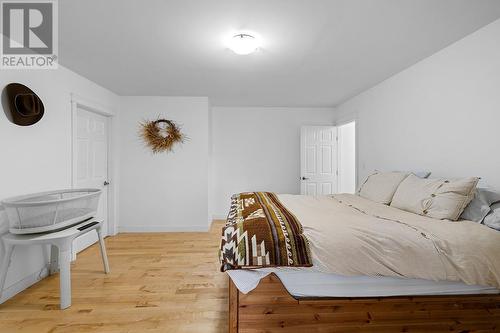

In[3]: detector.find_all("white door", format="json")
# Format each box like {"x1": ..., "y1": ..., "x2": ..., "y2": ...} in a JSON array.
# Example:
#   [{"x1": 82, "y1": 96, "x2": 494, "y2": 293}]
[
  {"x1": 73, "y1": 107, "x2": 109, "y2": 255},
  {"x1": 300, "y1": 126, "x2": 338, "y2": 195}
]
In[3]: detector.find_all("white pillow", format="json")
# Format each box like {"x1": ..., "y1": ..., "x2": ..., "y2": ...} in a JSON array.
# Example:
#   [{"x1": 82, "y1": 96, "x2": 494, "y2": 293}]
[
  {"x1": 358, "y1": 172, "x2": 409, "y2": 204},
  {"x1": 391, "y1": 174, "x2": 479, "y2": 221}
]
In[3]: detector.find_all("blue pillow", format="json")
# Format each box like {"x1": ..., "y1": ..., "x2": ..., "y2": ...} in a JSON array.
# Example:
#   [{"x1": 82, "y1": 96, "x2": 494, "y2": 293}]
[
  {"x1": 393, "y1": 171, "x2": 431, "y2": 178},
  {"x1": 484, "y1": 202, "x2": 500, "y2": 230},
  {"x1": 410, "y1": 171, "x2": 431, "y2": 179},
  {"x1": 460, "y1": 188, "x2": 500, "y2": 223}
]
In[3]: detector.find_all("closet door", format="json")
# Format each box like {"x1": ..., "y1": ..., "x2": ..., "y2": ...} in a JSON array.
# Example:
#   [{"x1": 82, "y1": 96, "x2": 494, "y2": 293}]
[
  {"x1": 300, "y1": 126, "x2": 338, "y2": 195},
  {"x1": 73, "y1": 107, "x2": 109, "y2": 254}
]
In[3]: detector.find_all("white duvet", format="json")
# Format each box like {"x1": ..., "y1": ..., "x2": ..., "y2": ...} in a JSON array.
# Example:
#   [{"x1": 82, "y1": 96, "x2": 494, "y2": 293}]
[{"x1": 276, "y1": 193, "x2": 500, "y2": 288}]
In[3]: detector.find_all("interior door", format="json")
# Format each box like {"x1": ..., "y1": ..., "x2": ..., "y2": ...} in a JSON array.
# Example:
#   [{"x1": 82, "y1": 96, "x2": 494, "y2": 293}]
[
  {"x1": 300, "y1": 126, "x2": 338, "y2": 195},
  {"x1": 73, "y1": 107, "x2": 109, "y2": 255}
]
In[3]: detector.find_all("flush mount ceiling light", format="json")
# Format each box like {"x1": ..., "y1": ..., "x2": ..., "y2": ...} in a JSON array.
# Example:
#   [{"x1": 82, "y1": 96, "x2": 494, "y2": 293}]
[{"x1": 227, "y1": 33, "x2": 259, "y2": 55}]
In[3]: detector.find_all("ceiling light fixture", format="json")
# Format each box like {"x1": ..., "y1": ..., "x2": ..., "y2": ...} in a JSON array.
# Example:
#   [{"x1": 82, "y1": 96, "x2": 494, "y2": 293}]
[{"x1": 227, "y1": 33, "x2": 259, "y2": 55}]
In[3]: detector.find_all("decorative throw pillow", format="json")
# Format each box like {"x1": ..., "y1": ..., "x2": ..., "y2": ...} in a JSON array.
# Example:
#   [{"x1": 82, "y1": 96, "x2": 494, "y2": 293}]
[
  {"x1": 484, "y1": 202, "x2": 500, "y2": 230},
  {"x1": 358, "y1": 171, "x2": 409, "y2": 205},
  {"x1": 460, "y1": 188, "x2": 500, "y2": 222},
  {"x1": 390, "y1": 174, "x2": 479, "y2": 221}
]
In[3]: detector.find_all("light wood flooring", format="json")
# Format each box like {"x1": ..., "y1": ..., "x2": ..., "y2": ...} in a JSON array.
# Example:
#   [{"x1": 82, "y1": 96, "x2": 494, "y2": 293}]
[{"x1": 0, "y1": 221, "x2": 228, "y2": 333}]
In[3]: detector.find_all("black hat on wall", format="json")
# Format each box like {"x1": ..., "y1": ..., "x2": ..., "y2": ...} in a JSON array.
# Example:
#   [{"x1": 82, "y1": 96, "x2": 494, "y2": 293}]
[{"x1": 3, "y1": 83, "x2": 44, "y2": 126}]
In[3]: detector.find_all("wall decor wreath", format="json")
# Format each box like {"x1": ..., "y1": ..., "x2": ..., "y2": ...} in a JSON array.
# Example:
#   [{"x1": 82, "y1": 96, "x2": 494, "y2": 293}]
[{"x1": 140, "y1": 118, "x2": 187, "y2": 153}]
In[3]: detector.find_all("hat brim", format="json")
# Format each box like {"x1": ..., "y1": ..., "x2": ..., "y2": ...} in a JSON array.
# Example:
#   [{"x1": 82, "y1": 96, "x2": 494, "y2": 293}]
[{"x1": 4, "y1": 83, "x2": 44, "y2": 126}]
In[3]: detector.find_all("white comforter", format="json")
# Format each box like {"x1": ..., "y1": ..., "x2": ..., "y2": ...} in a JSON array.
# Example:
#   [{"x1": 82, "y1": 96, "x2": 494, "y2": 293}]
[{"x1": 277, "y1": 193, "x2": 500, "y2": 288}]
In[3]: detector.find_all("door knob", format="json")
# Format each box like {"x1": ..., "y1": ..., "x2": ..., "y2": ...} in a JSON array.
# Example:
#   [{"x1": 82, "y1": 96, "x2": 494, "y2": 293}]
[
  {"x1": 103, "y1": 181, "x2": 110, "y2": 186},
  {"x1": 301, "y1": 177, "x2": 309, "y2": 180}
]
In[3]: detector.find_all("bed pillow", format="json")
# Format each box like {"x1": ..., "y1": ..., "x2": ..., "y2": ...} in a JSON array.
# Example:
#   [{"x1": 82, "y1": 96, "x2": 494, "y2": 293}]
[
  {"x1": 357, "y1": 171, "x2": 409, "y2": 204},
  {"x1": 484, "y1": 202, "x2": 500, "y2": 230},
  {"x1": 401, "y1": 171, "x2": 431, "y2": 178},
  {"x1": 390, "y1": 174, "x2": 479, "y2": 221},
  {"x1": 460, "y1": 188, "x2": 500, "y2": 222},
  {"x1": 411, "y1": 171, "x2": 431, "y2": 179}
]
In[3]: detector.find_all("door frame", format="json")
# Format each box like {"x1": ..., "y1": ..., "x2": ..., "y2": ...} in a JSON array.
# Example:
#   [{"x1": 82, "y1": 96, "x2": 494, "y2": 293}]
[
  {"x1": 335, "y1": 116, "x2": 358, "y2": 191},
  {"x1": 70, "y1": 93, "x2": 117, "y2": 236}
]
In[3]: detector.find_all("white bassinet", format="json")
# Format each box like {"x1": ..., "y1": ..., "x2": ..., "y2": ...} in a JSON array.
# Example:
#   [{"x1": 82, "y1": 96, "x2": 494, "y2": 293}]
[{"x1": 2, "y1": 189, "x2": 101, "y2": 234}]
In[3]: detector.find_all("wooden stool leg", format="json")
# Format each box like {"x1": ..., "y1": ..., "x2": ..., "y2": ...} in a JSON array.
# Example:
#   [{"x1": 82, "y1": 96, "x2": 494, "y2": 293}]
[
  {"x1": 58, "y1": 248, "x2": 72, "y2": 309},
  {"x1": 96, "y1": 227, "x2": 110, "y2": 274},
  {"x1": 0, "y1": 243, "x2": 15, "y2": 301}
]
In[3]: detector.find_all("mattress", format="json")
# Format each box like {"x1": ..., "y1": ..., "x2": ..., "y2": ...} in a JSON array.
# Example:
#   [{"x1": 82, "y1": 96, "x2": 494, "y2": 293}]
[
  {"x1": 276, "y1": 193, "x2": 500, "y2": 288},
  {"x1": 228, "y1": 268, "x2": 500, "y2": 298}
]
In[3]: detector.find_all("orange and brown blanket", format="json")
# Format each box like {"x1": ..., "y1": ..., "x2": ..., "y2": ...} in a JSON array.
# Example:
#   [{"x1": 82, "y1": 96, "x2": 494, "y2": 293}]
[{"x1": 219, "y1": 192, "x2": 312, "y2": 271}]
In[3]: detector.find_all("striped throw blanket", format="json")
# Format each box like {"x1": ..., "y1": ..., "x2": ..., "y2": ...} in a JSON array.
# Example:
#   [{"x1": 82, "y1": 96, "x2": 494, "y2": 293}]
[{"x1": 220, "y1": 192, "x2": 312, "y2": 271}]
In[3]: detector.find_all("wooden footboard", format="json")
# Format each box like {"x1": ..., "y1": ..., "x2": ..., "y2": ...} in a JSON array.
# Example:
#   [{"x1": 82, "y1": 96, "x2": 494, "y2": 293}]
[{"x1": 229, "y1": 273, "x2": 500, "y2": 332}]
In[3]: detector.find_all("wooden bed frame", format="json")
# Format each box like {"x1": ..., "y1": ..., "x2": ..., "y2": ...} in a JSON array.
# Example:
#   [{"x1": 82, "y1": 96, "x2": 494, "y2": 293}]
[{"x1": 229, "y1": 273, "x2": 500, "y2": 332}]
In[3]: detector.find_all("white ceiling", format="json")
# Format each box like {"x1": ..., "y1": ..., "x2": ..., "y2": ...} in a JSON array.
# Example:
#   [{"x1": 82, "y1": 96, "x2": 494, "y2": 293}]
[{"x1": 59, "y1": 0, "x2": 500, "y2": 107}]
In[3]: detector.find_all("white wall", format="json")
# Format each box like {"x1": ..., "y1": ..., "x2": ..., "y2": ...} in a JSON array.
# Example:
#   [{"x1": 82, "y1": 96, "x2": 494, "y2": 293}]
[
  {"x1": 118, "y1": 97, "x2": 210, "y2": 232},
  {"x1": 0, "y1": 66, "x2": 118, "y2": 302},
  {"x1": 335, "y1": 19, "x2": 500, "y2": 189},
  {"x1": 211, "y1": 107, "x2": 335, "y2": 217}
]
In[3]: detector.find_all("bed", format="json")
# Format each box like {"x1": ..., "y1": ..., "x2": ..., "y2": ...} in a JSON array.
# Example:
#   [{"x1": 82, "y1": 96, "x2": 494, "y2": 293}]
[{"x1": 222, "y1": 190, "x2": 500, "y2": 332}]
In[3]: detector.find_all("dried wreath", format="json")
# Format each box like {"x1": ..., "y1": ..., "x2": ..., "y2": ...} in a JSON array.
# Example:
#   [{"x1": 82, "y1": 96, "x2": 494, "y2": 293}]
[{"x1": 140, "y1": 118, "x2": 186, "y2": 153}]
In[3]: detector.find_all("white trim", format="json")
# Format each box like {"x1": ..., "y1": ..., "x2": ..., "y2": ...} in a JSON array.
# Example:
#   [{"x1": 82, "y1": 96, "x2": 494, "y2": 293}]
[
  {"x1": 0, "y1": 266, "x2": 48, "y2": 304},
  {"x1": 118, "y1": 225, "x2": 209, "y2": 233},
  {"x1": 71, "y1": 93, "x2": 115, "y2": 116},
  {"x1": 335, "y1": 115, "x2": 359, "y2": 190},
  {"x1": 336, "y1": 120, "x2": 358, "y2": 193},
  {"x1": 71, "y1": 95, "x2": 117, "y2": 238}
]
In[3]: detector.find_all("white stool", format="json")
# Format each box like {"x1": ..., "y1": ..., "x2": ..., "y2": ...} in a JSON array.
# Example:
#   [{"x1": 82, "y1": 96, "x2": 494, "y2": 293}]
[{"x1": 0, "y1": 219, "x2": 110, "y2": 309}]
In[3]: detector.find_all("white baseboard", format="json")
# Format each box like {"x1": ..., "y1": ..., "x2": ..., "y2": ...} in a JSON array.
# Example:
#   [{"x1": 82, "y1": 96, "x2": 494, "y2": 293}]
[
  {"x1": 118, "y1": 225, "x2": 209, "y2": 233},
  {"x1": 0, "y1": 266, "x2": 49, "y2": 304}
]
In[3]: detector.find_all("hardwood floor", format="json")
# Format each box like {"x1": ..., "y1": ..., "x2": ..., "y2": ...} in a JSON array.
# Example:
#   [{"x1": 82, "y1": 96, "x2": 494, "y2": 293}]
[{"x1": 0, "y1": 221, "x2": 228, "y2": 333}]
